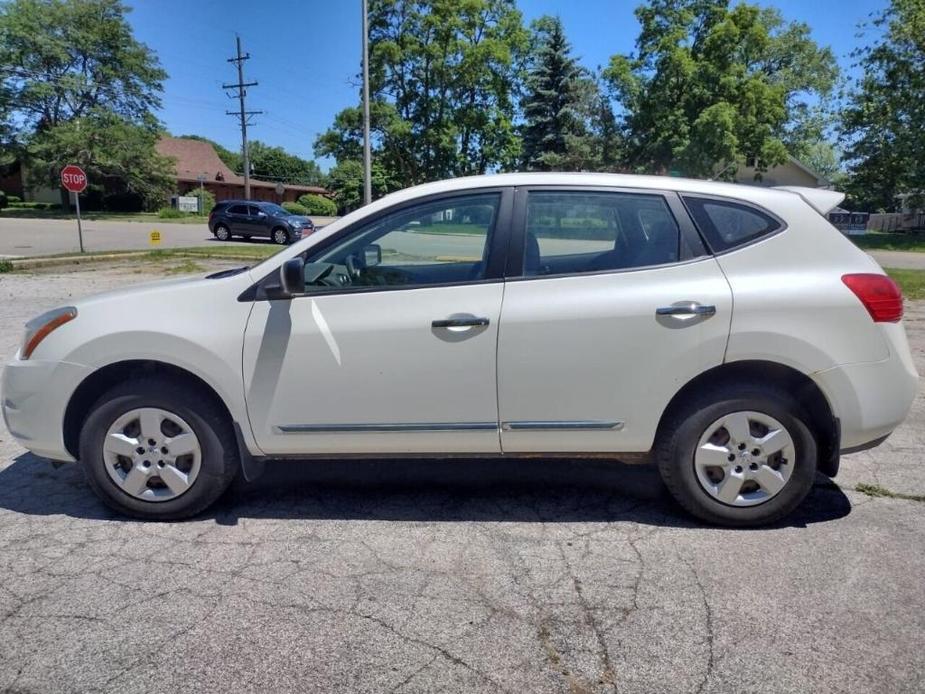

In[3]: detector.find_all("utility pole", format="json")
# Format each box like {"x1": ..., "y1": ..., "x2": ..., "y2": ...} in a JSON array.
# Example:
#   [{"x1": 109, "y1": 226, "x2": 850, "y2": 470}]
[
  {"x1": 361, "y1": 0, "x2": 372, "y2": 206},
  {"x1": 224, "y1": 35, "x2": 262, "y2": 199}
]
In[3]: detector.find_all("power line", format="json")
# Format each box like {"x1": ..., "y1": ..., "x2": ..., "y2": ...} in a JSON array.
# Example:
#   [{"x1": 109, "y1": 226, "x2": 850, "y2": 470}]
[{"x1": 223, "y1": 35, "x2": 262, "y2": 199}]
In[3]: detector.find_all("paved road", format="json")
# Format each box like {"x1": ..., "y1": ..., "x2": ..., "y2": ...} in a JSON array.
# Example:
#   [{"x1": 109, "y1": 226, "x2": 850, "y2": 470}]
[
  {"x1": 0, "y1": 216, "x2": 337, "y2": 257},
  {"x1": 868, "y1": 249, "x2": 925, "y2": 270},
  {"x1": 0, "y1": 265, "x2": 923, "y2": 693}
]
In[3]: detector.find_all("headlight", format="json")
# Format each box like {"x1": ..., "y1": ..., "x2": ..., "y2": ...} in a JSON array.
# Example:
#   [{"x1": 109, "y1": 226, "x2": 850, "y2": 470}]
[{"x1": 21, "y1": 306, "x2": 77, "y2": 360}]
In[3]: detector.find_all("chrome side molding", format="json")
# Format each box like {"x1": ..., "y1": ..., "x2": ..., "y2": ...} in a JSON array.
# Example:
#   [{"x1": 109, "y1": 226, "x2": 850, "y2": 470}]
[
  {"x1": 276, "y1": 420, "x2": 624, "y2": 434},
  {"x1": 275, "y1": 422, "x2": 497, "y2": 434},
  {"x1": 502, "y1": 420, "x2": 624, "y2": 431}
]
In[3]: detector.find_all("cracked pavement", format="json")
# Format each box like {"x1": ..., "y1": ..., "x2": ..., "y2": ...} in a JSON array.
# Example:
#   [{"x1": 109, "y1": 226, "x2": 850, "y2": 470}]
[{"x1": 1, "y1": 266, "x2": 924, "y2": 693}]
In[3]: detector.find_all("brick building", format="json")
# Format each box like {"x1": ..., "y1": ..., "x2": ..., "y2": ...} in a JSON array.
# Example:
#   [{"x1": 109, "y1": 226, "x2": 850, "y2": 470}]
[{"x1": 156, "y1": 137, "x2": 327, "y2": 203}]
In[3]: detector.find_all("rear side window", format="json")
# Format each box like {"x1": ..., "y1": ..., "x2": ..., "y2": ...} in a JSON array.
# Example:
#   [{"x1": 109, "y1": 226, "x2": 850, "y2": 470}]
[
  {"x1": 521, "y1": 191, "x2": 681, "y2": 276},
  {"x1": 228, "y1": 204, "x2": 248, "y2": 215},
  {"x1": 683, "y1": 196, "x2": 782, "y2": 252}
]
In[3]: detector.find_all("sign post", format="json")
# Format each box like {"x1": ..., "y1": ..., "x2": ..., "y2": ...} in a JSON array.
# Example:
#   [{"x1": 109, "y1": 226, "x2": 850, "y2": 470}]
[
  {"x1": 60, "y1": 165, "x2": 88, "y2": 253},
  {"x1": 197, "y1": 173, "x2": 207, "y2": 213}
]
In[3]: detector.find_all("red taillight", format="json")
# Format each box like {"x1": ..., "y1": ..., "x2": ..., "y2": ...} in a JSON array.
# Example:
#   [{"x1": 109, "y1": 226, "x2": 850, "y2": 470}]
[{"x1": 841, "y1": 273, "x2": 903, "y2": 323}]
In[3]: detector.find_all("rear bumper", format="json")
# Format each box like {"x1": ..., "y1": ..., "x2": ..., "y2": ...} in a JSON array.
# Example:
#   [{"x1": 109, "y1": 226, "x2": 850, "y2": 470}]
[
  {"x1": 2, "y1": 357, "x2": 90, "y2": 462},
  {"x1": 812, "y1": 349, "x2": 918, "y2": 451}
]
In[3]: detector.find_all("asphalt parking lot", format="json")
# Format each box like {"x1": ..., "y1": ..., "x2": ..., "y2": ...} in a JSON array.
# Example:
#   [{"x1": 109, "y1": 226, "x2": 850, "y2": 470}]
[{"x1": 0, "y1": 264, "x2": 923, "y2": 693}]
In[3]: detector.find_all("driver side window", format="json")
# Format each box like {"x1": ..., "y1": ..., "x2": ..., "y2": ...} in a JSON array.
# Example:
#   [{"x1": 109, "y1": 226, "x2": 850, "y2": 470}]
[{"x1": 301, "y1": 193, "x2": 500, "y2": 292}]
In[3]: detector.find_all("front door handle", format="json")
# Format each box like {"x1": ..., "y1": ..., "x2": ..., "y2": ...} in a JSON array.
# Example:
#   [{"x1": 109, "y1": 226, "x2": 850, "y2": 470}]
[
  {"x1": 432, "y1": 317, "x2": 490, "y2": 328},
  {"x1": 656, "y1": 302, "x2": 716, "y2": 317}
]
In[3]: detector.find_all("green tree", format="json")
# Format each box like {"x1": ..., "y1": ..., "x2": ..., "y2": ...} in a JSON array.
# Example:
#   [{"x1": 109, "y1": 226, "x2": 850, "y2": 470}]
[
  {"x1": 316, "y1": 0, "x2": 529, "y2": 192},
  {"x1": 604, "y1": 1, "x2": 837, "y2": 179},
  {"x1": 521, "y1": 16, "x2": 596, "y2": 171},
  {"x1": 0, "y1": 0, "x2": 165, "y2": 133},
  {"x1": 0, "y1": 0, "x2": 169, "y2": 205},
  {"x1": 840, "y1": 0, "x2": 924, "y2": 211},
  {"x1": 27, "y1": 110, "x2": 174, "y2": 210},
  {"x1": 326, "y1": 160, "x2": 396, "y2": 214},
  {"x1": 247, "y1": 141, "x2": 326, "y2": 186}
]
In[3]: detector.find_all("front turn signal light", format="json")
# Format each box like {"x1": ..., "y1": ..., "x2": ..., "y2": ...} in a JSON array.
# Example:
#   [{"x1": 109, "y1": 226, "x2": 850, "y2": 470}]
[{"x1": 21, "y1": 307, "x2": 77, "y2": 360}]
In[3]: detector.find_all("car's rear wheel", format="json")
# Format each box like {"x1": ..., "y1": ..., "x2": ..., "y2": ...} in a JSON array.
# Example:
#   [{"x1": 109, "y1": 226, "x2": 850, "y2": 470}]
[
  {"x1": 272, "y1": 227, "x2": 290, "y2": 245},
  {"x1": 214, "y1": 224, "x2": 231, "y2": 241},
  {"x1": 79, "y1": 376, "x2": 238, "y2": 520},
  {"x1": 655, "y1": 384, "x2": 817, "y2": 526}
]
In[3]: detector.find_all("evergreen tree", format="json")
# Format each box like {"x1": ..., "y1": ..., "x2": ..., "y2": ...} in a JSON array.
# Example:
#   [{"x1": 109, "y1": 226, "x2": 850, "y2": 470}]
[{"x1": 521, "y1": 17, "x2": 590, "y2": 171}]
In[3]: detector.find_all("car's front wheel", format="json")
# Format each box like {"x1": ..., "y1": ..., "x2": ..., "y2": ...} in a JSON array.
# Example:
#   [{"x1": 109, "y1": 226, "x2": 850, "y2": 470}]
[
  {"x1": 272, "y1": 227, "x2": 290, "y2": 245},
  {"x1": 214, "y1": 224, "x2": 231, "y2": 241},
  {"x1": 655, "y1": 384, "x2": 817, "y2": 526},
  {"x1": 79, "y1": 376, "x2": 239, "y2": 519}
]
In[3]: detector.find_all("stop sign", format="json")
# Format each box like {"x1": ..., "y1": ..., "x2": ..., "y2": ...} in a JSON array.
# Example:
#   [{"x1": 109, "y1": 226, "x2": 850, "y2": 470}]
[{"x1": 60, "y1": 165, "x2": 87, "y2": 193}]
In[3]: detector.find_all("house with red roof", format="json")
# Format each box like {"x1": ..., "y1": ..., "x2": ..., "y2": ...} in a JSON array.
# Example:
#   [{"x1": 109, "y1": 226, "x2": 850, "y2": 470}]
[{"x1": 155, "y1": 137, "x2": 328, "y2": 203}]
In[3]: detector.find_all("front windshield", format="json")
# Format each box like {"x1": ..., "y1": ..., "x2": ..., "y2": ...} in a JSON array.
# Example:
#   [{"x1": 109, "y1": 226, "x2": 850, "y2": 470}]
[{"x1": 263, "y1": 203, "x2": 292, "y2": 216}]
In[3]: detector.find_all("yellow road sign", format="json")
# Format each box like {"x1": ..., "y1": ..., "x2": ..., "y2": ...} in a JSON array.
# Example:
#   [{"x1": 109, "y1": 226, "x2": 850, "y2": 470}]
[{"x1": 149, "y1": 230, "x2": 161, "y2": 246}]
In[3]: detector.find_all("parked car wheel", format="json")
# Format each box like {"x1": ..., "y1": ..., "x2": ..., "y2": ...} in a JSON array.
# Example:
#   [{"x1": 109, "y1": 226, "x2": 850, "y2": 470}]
[
  {"x1": 655, "y1": 384, "x2": 817, "y2": 527},
  {"x1": 78, "y1": 376, "x2": 239, "y2": 520},
  {"x1": 214, "y1": 224, "x2": 231, "y2": 241},
  {"x1": 272, "y1": 227, "x2": 290, "y2": 245}
]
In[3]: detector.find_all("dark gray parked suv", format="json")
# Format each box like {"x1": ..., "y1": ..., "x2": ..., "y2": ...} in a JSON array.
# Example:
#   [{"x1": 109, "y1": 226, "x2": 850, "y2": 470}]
[{"x1": 208, "y1": 200, "x2": 315, "y2": 245}]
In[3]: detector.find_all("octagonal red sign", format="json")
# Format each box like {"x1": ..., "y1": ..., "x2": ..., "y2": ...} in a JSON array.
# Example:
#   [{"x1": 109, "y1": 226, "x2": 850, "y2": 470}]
[{"x1": 60, "y1": 165, "x2": 88, "y2": 193}]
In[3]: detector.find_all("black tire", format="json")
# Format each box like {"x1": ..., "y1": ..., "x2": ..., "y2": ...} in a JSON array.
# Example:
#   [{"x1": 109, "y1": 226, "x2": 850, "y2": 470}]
[
  {"x1": 214, "y1": 224, "x2": 231, "y2": 241},
  {"x1": 78, "y1": 376, "x2": 239, "y2": 520},
  {"x1": 654, "y1": 383, "x2": 817, "y2": 527},
  {"x1": 272, "y1": 227, "x2": 290, "y2": 245}
]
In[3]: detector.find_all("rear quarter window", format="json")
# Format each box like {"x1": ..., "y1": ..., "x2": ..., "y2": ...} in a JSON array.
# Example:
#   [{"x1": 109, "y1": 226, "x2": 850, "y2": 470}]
[{"x1": 682, "y1": 196, "x2": 782, "y2": 252}]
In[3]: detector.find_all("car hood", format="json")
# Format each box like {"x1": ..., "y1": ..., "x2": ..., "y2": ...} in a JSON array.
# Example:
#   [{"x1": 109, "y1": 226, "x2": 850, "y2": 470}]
[{"x1": 68, "y1": 271, "x2": 251, "y2": 311}]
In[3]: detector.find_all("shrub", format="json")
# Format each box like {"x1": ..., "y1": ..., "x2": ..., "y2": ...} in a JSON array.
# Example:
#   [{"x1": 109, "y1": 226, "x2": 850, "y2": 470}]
[
  {"x1": 282, "y1": 201, "x2": 309, "y2": 215},
  {"x1": 6, "y1": 195, "x2": 21, "y2": 204},
  {"x1": 184, "y1": 188, "x2": 215, "y2": 215},
  {"x1": 102, "y1": 191, "x2": 145, "y2": 212},
  {"x1": 157, "y1": 206, "x2": 186, "y2": 219},
  {"x1": 296, "y1": 193, "x2": 337, "y2": 216},
  {"x1": 0, "y1": 259, "x2": 13, "y2": 273},
  {"x1": 7, "y1": 201, "x2": 59, "y2": 210}
]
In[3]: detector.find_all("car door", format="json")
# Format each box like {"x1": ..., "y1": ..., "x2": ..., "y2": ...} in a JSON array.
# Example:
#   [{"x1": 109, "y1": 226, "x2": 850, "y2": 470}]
[
  {"x1": 247, "y1": 205, "x2": 269, "y2": 238},
  {"x1": 496, "y1": 187, "x2": 733, "y2": 454},
  {"x1": 242, "y1": 188, "x2": 512, "y2": 456},
  {"x1": 226, "y1": 204, "x2": 251, "y2": 235}
]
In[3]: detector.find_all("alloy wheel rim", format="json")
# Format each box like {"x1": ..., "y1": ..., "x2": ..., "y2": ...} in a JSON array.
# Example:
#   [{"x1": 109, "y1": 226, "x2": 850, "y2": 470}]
[
  {"x1": 102, "y1": 407, "x2": 202, "y2": 502},
  {"x1": 216, "y1": 226, "x2": 229, "y2": 240},
  {"x1": 693, "y1": 410, "x2": 795, "y2": 507},
  {"x1": 274, "y1": 229, "x2": 287, "y2": 244}
]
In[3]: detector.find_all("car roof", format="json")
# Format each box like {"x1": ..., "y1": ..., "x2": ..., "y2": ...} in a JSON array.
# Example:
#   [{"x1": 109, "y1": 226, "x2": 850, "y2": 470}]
[{"x1": 370, "y1": 171, "x2": 822, "y2": 213}]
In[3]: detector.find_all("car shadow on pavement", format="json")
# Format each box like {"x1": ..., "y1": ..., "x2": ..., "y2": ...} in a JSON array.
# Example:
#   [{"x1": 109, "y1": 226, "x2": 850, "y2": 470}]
[{"x1": 0, "y1": 452, "x2": 851, "y2": 529}]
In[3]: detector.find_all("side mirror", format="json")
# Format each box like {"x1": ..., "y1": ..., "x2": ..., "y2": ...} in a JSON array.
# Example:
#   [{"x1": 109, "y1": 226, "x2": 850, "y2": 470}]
[
  {"x1": 280, "y1": 257, "x2": 305, "y2": 295},
  {"x1": 363, "y1": 244, "x2": 382, "y2": 268}
]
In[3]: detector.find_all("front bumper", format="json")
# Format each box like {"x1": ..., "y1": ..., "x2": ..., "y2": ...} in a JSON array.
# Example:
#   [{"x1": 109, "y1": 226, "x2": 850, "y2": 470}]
[{"x1": 2, "y1": 357, "x2": 91, "y2": 462}]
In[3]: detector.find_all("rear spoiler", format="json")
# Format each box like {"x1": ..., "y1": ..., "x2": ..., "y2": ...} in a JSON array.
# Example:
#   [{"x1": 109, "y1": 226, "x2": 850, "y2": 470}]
[{"x1": 774, "y1": 186, "x2": 846, "y2": 215}]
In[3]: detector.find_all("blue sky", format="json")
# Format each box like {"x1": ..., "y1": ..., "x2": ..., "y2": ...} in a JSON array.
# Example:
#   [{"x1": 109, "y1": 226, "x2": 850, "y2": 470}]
[{"x1": 126, "y1": 0, "x2": 885, "y2": 170}]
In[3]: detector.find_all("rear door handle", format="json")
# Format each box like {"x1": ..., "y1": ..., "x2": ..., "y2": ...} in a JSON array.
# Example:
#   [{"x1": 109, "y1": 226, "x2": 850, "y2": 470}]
[
  {"x1": 656, "y1": 302, "x2": 716, "y2": 317},
  {"x1": 432, "y1": 317, "x2": 490, "y2": 328}
]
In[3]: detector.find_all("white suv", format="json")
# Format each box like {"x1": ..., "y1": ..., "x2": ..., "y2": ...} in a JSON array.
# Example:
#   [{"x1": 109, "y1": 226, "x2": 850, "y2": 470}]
[{"x1": 2, "y1": 174, "x2": 917, "y2": 525}]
